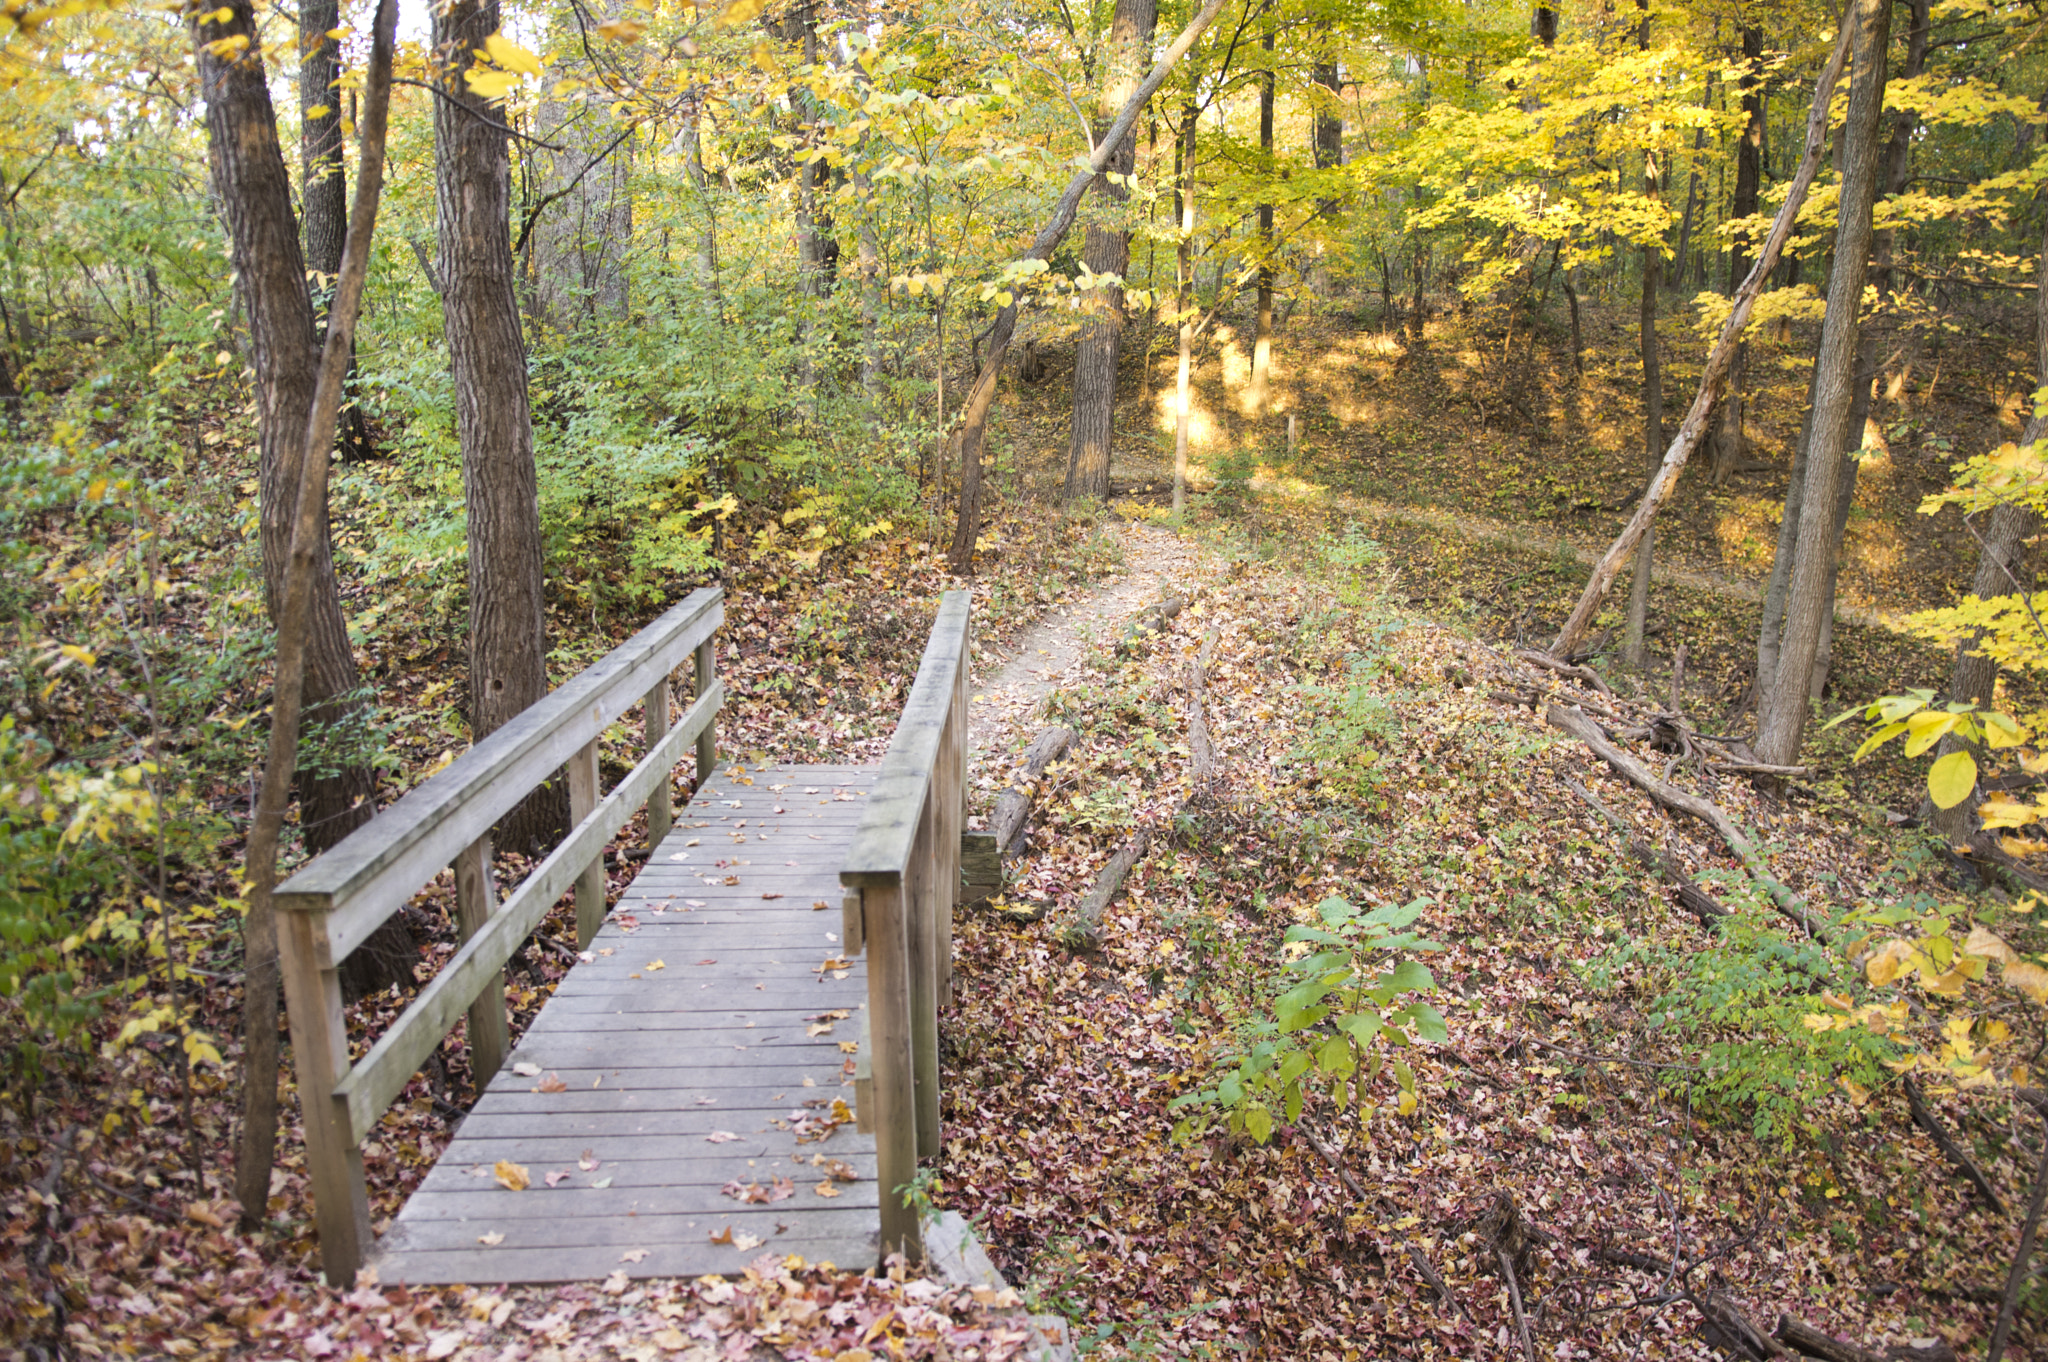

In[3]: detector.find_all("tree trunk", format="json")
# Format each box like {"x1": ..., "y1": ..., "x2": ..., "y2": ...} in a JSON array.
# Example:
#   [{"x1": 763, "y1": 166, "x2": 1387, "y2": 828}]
[
  {"x1": 1064, "y1": 0, "x2": 1159, "y2": 503},
  {"x1": 1755, "y1": 0, "x2": 1892, "y2": 769},
  {"x1": 436, "y1": 0, "x2": 565, "y2": 853},
  {"x1": 200, "y1": 0, "x2": 379, "y2": 867},
  {"x1": 1174, "y1": 105, "x2": 1197, "y2": 517},
  {"x1": 1626, "y1": 235, "x2": 1663, "y2": 666},
  {"x1": 682, "y1": 86, "x2": 719, "y2": 319},
  {"x1": 299, "y1": 0, "x2": 345, "y2": 298},
  {"x1": 1710, "y1": 25, "x2": 1765, "y2": 484},
  {"x1": 1247, "y1": 16, "x2": 1276, "y2": 417},
  {"x1": 1313, "y1": 57, "x2": 1343, "y2": 174},
  {"x1": 526, "y1": 100, "x2": 632, "y2": 330},
  {"x1": 210, "y1": 0, "x2": 398, "y2": 1232}
]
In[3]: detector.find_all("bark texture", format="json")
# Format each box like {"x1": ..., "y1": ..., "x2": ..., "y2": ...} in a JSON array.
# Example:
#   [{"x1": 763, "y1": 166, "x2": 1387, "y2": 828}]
[
  {"x1": 435, "y1": 0, "x2": 565, "y2": 853},
  {"x1": 1756, "y1": 0, "x2": 1892, "y2": 769},
  {"x1": 299, "y1": 0, "x2": 345, "y2": 293},
  {"x1": 1247, "y1": 20, "x2": 1276, "y2": 416},
  {"x1": 199, "y1": 0, "x2": 377, "y2": 862},
  {"x1": 1064, "y1": 0, "x2": 1158, "y2": 503}
]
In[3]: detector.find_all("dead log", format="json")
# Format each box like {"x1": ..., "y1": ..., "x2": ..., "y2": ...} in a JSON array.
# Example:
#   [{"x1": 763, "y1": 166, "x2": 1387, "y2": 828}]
[
  {"x1": 1065, "y1": 828, "x2": 1151, "y2": 951},
  {"x1": 1903, "y1": 1073, "x2": 2006, "y2": 1216},
  {"x1": 989, "y1": 725, "x2": 1075, "y2": 856},
  {"x1": 1565, "y1": 777, "x2": 1730, "y2": 929},
  {"x1": 1774, "y1": 1314, "x2": 1956, "y2": 1362},
  {"x1": 1516, "y1": 647, "x2": 1614, "y2": 696},
  {"x1": 1117, "y1": 595, "x2": 1184, "y2": 656},
  {"x1": 1546, "y1": 704, "x2": 1823, "y2": 942}
]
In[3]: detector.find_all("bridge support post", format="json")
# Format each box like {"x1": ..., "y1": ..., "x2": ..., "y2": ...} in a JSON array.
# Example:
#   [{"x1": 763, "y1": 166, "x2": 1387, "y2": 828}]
[
  {"x1": 908, "y1": 789, "x2": 942, "y2": 1161},
  {"x1": 694, "y1": 639, "x2": 717, "y2": 788},
  {"x1": 278, "y1": 910, "x2": 372, "y2": 1285},
  {"x1": 569, "y1": 740, "x2": 605, "y2": 947},
  {"x1": 453, "y1": 836, "x2": 509, "y2": 1084},
  {"x1": 644, "y1": 677, "x2": 672, "y2": 849},
  {"x1": 863, "y1": 882, "x2": 923, "y2": 1263}
]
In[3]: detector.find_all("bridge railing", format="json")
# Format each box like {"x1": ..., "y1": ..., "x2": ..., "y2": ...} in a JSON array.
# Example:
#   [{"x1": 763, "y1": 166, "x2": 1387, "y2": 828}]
[
  {"x1": 839, "y1": 590, "x2": 970, "y2": 1263},
  {"x1": 275, "y1": 586, "x2": 724, "y2": 1285}
]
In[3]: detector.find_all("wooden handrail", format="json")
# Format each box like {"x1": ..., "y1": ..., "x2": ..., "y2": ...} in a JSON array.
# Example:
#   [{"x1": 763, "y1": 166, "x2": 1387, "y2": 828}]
[
  {"x1": 277, "y1": 587, "x2": 723, "y2": 965},
  {"x1": 840, "y1": 590, "x2": 971, "y2": 1264},
  {"x1": 276, "y1": 586, "x2": 724, "y2": 1286}
]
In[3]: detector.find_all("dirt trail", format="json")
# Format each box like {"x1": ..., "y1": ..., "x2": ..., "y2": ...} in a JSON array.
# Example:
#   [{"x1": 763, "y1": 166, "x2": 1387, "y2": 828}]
[{"x1": 969, "y1": 523, "x2": 1202, "y2": 760}]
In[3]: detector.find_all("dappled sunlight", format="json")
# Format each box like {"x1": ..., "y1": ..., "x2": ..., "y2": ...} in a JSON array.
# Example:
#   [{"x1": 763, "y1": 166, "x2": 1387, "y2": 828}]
[
  {"x1": 1152, "y1": 380, "x2": 1219, "y2": 451},
  {"x1": 1714, "y1": 495, "x2": 1783, "y2": 576}
]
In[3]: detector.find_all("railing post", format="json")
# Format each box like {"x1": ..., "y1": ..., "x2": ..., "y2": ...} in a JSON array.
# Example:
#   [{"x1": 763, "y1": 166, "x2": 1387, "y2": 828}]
[
  {"x1": 694, "y1": 639, "x2": 717, "y2": 788},
  {"x1": 568, "y1": 739, "x2": 605, "y2": 948},
  {"x1": 644, "y1": 677, "x2": 672, "y2": 850},
  {"x1": 864, "y1": 881, "x2": 923, "y2": 1262},
  {"x1": 278, "y1": 910, "x2": 371, "y2": 1285},
  {"x1": 453, "y1": 837, "x2": 509, "y2": 1084},
  {"x1": 906, "y1": 787, "x2": 942, "y2": 1161}
]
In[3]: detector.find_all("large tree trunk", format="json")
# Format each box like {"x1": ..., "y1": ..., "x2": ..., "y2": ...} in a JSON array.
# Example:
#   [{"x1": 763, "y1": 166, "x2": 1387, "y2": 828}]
[
  {"x1": 200, "y1": 0, "x2": 379, "y2": 866},
  {"x1": 1755, "y1": 0, "x2": 1893, "y2": 769},
  {"x1": 436, "y1": 0, "x2": 565, "y2": 853},
  {"x1": 1710, "y1": 24, "x2": 1765, "y2": 485},
  {"x1": 1313, "y1": 58, "x2": 1343, "y2": 173},
  {"x1": 1811, "y1": 0, "x2": 1933, "y2": 701},
  {"x1": 299, "y1": 0, "x2": 345, "y2": 296},
  {"x1": 1247, "y1": 18, "x2": 1276, "y2": 417},
  {"x1": 1064, "y1": 0, "x2": 1159, "y2": 503}
]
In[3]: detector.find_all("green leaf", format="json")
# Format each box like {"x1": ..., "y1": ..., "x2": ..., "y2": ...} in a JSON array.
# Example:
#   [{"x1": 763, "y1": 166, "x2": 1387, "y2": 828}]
[
  {"x1": 1318, "y1": 1034, "x2": 1357, "y2": 1077},
  {"x1": 1244, "y1": 1103, "x2": 1274, "y2": 1144},
  {"x1": 1852, "y1": 719, "x2": 1910, "y2": 760},
  {"x1": 1278, "y1": 1049, "x2": 1313, "y2": 1085},
  {"x1": 1218, "y1": 1075, "x2": 1244, "y2": 1107},
  {"x1": 1335, "y1": 1013, "x2": 1383, "y2": 1046},
  {"x1": 1402, "y1": 1002, "x2": 1449, "y2": 1043},
  {"x1": 1284, "y1": 1081, "x2": 1303, "y2": 1124},
  {"x1": 1384, "y1": 960, "x2": 1436, "y2": 995}
]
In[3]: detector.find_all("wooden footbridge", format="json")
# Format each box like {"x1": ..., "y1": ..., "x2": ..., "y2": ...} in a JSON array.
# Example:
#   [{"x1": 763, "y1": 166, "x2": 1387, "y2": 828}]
[{"x1": 275, "y1": 588, "x2": 970, "y2": 1286}]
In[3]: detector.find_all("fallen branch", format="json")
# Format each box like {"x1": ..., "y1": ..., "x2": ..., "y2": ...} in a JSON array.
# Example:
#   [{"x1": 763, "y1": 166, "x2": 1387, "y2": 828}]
[
  {"x1": 1295, "y1": 1127, "x2": 1469, "y2": 1321},
  {"x1": 1902, "y1": 1074, "x2": 2006, "y2": 1215},
  {"x1": 1117, "y1": 596, "x2": 1185, "y2": 656},
  {"x1": 989, "y1": 726, "x2": 1075, "y2": 855},
  {"x1": 1065, "y1": 828, "x2": 1151, "y2": 951},
  {"x1": 1546, "y1": 704, "x2": 1821, "y2": 941},
  {"x1": 1547, "y1": 17, "x2": 1856, "y2": 658},
  {"x1": 1988, "y1": 1093, "x2": 2048, "y2": 1362},
  {"x1": 1775, "y1": 1314, "x2": 1956, "y2": 1362},
  {"x1": 1515, "y1": 647, "x2": 1614, "y2": 696},
  {"x1": 1565, "y1": 776, "x2": 1730, "y2": 929}
]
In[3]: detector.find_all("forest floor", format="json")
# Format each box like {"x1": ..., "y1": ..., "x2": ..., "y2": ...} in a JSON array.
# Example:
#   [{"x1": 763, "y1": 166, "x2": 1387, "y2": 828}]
[{"x1": 7, "y1": 296, "x2": 2048, "y2": 1359}]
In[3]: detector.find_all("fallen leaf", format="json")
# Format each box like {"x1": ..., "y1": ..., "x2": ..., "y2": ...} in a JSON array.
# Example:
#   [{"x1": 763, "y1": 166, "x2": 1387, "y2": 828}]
[
  {"x1": 512, "y1": 1062, "x2": 542, "y2": 1078},
  {"x1": 813, "y1": 900, "x2": 831, "y2": 910},
  {"x1": 732, "y1": 1231, "x2": 764, "y2": 1250},
  {"x1": 602, "y1": 1269, "x2": 630, "y2": 1294},
  {"x1": 706, "y1": 1130, "x2": 741, "y2": 1143},
  {"x1": 536, "y1": 1073, "x2": 568, "y2": 1093},
  {"x1": 544, "y1": 1169, "x2": 572, "y2": 1188},
  {"x1": 592, "y1": 1176, "x2": 614, "y2": 1189},
  {"x1": 477, "y1": 1232, "x2": 505, "y2": 1245},
  {"x1": 647, "y1": 959, "x2": 667, "y2": 971},
  {"x1": 815, "y1": 1181, "x2": 842, "y2": 1198},
  {"x1": 696, "y1": 958, "x2": 718, "y2": 966},
  {"x1": 494, "y1": 1160, "x2": 530, "y2": 1191},
  {"x1": 762, "y1": 891, "x2": 784, "y2": 900},
  {"x1": 579, "y1": 1150, "x2": 600, "y2": 1172},
  {"x1": 621, "y1": 1248, "x2": 650, "y2": 1262}
]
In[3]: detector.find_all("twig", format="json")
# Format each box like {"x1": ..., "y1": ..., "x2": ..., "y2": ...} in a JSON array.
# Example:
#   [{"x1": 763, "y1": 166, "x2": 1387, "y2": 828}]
[
  {"x1": 1499, "y1": 1249, "x2": 1536, "y2": 1362},
  {"x1": 1902, "y1": 1073, "x2": 2006, "y2": 1215},
  {"x1": 1564, "y1": 776, "x2": 1731, "y2": 930},
  {"x1": 1296, "y1": 1125, "x2": 1469, "y2": 1321},
  {"x1": 1987, "y1": 1102, "x2": 2048, "y2": 1362}
]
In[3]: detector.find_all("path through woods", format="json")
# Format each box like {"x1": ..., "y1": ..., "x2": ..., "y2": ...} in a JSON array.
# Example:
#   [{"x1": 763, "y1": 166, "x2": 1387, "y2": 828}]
[{"x1": 968, "y1": 524, "x2": 1204, "y2": 755}]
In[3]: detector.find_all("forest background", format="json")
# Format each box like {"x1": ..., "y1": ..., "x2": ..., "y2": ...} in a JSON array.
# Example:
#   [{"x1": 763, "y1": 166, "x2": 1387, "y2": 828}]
[{"x1": 14, "y1": 0, "x2": 2048, "y2": 1355}]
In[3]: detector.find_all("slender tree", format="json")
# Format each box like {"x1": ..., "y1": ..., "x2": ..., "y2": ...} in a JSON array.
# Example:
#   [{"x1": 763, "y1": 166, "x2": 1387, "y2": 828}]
[
  {"x1": 1708, "y1": 23, "x2": 1764, "y2": 484},
  {"x1": 1246, "y1": 10, "x2": 1276, "y2": 416},
  {"x1": 1064, "y1": 0, "x2": 1159, "y2": 503},
  {"x1": 1755, "y1": 0, "x2": 1893, "y2": 768}
]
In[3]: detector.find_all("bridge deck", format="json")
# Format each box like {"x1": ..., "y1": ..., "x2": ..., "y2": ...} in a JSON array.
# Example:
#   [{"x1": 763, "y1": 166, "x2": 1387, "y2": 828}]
[{"x1": 373, "y1": 765, "x2": 881, "y2": 1285}]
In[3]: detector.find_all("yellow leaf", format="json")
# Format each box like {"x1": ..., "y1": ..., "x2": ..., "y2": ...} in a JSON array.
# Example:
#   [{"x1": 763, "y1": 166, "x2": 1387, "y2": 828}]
[
  {"x1": 1980, "y1": 795, "x2": 2036, "y2": 830},
  {"x1": 1839, "y1": 1077, "x2": 1870, "y2": 1106},
  {"x1": 1865, "y1": 939, "x2": 1915, "y2": 987},
  {"x1": 595, "y1": 17, "x2": 643, "y2": 40},
  {"x1": 720, "y1": 0, "x2": 769, "y2": 26},
  {"x1": 305, "y1": 103, "x2": 331, "y2": 120},
  {"x1": 483, "y1": 32, "x2": 542, "y2": 74},
  {"x1": 1904, "y1": 710, "x2": 1961, "y2": 757},
  {"x1": 494, "y1": 1160, "x2": 530, "y2": 1191},
  {"x1": 1928, "y1": 749, "x2": 1978, "y2": 810},
  {"x1": 464, "y1": 68, "x2": 519, "y2": 100},
  {"x1": 2005, "y1": 960, "x2": 2048, "y2": 1003},
  {"x1": 1965, "y1": 925, "x2": 2017, "y2": 964},
  {"x1": 1924, "y1": 964, "x2": 1971, "y2": 998}
]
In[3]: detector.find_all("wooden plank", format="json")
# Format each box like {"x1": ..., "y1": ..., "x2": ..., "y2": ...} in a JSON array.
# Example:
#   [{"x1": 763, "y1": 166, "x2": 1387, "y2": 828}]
[
  {"x1": 468, "y1": 1083, "x2": 853, "y2": 1115},
  {"x1": 907, "y1": 785, "x2": 941, "y2": 1160},
  {"x1": 453, "y1": 837, "x2": 508, "y2": 1089},
  {"x1": 414, "y1": 1150, "x2": 876, "y2": 1192},
  {"x1": 938, "y1": 638, "x2": 966, "y2": 1001},
  {"x1": 450, "y1": 1105, "x2": 871, "y2": 1139},
  {"x1": 842, "y1": 592, "x2": 971, "y2": 886},
  {"x1": 854, "y1": 1005, "x2": 873, "y2": 1134},
  {"x1": 568, "y1": 738, "x2": 604, "y2": 948},
  {"x1": 335, "y1": 686, "x2": 723, "y2": 1145},
  {"x1": 644, "y1": 676, "x2": 672, "y2": 850},
  {"x1": 390, "y1": 1180, "x2": 878, "y2": 1225},
  {"x1": 407, "y1": 1129, "x2": 870, "y2": 1164},
  {"x1": 278, "y1": 588, "x2": 722, "y2": 966},
  {"x1": 382, "y1": 1200, "x2": 879, "y2": 1254},
  {"x1": 374, "y1": 1231, "x2": 877, "y2": 1286}
]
